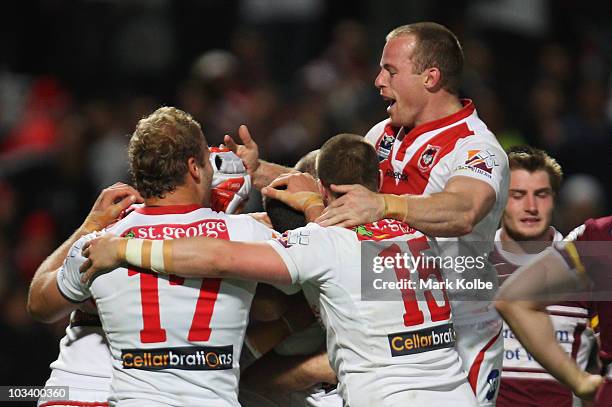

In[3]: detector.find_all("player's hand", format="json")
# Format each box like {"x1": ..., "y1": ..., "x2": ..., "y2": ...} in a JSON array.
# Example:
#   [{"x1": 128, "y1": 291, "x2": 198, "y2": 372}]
[
  {"x1": 81, "y1": 182, "x2": 143, "y2": 233},
  {"x1": 261, "y1": 173, "x2": 323, "y2": 214},
  {"x1": 573, "y1": 372, "x2": 604, "y2": 401},
  {"x1": 248, "y1": 212, "x2": 273, "y2": 229},
  {"x1": 223, "y1": 125, "x2": 260, "y2": 176},
  {"x1": 316, "y1": 184, "x2": 384, "y2": 228},
  {"x1": 79, "y1": 234, "x2": 125, "y2": 283}
]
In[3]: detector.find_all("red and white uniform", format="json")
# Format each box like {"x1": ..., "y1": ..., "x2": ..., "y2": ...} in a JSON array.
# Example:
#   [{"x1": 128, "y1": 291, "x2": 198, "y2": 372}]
[
  {"x1": 366, "y1": 100, "x2": 509, "y2": 405},
  {"x1": 554, "y1": 216, "x2": 612, "y2": 407},
  {"x1": 269, "y1": 220, "x2": 477, "y2": 407},
  {"x1": 57, "y1": 205, "x2": 274, "y2": 406},
  {"x1": 39, "y1": 311, "x2": 112, "y2": 407},
  {"x1": 490, "y1": 228, "x2": 597, "y2": 407}
]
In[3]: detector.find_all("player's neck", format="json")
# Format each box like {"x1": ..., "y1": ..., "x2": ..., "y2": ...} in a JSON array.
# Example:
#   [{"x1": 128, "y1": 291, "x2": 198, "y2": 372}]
[
  {"x1": 144, "y1": 186, "x2": 204, "y2": 208},
  {"x1": 414, "y1": 93, "x2": 463, "y2": 128},
  {"x1": 499, "y1": 227, "x2": 555, "y2": 254}
]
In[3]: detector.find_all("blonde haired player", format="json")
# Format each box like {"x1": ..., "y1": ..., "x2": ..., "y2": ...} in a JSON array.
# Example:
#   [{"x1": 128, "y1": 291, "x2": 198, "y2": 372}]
[{"x1": 28, "y1": 107, "x2": 269, "y2": 406}]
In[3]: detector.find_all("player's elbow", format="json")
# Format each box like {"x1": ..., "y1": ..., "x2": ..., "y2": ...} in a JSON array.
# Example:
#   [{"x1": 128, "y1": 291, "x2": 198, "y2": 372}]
[{"x1": 27, "y1": 294, "x2": 54, "y2": 323}]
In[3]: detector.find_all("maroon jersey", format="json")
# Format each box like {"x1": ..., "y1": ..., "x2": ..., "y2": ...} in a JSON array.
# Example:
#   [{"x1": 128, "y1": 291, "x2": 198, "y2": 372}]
[
  {"x1": 492, "y1": 229, "x2": 597, "y2": 407},
  {"x1": 555, "y1": 216, "x2": 612, "y2": 406}
]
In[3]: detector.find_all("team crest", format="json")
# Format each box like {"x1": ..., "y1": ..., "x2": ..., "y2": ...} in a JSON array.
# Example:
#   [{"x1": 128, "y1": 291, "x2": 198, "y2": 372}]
[{"x1": 417, "y1": 145, "x2": 441, "y2": 172}]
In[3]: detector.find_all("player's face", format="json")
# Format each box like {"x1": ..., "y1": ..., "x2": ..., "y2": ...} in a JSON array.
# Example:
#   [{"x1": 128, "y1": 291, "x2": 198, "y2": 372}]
[
  {"x1": 503, "y1": 169, "x2": 555, "y2": 241},
  {"x1": 375, "y1": 35, "x2": 427, "y2": 128},
  {"x1": 200, "y1": 146, "x2": 214, "y2": 206}
]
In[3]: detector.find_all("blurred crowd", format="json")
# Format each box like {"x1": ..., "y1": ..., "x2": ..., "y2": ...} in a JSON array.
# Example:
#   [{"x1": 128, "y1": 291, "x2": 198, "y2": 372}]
[{"x1": 0, "y1": 0, "x2": 611, "y2": 387}]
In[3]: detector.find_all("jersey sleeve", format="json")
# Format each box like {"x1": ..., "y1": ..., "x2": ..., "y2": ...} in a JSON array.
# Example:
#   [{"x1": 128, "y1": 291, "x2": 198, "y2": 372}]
[
  {"x1": 266, "y1": 223, "x2": 336, "y2": 285},
  {"x1": 364, "y1": 119, "x2": 388, "y2": 146},
  {"x1": 56, "y1": 233, "x2": 98, "y2": 303},
  {"x1": 448, "y1": 138, "x2": 508, "y2": 198},
  {"x1": 555, "y1": 218, "x2": 612, "y2": 284}
]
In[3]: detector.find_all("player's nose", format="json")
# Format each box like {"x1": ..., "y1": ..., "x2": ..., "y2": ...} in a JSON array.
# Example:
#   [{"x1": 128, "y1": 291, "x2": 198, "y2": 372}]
[{"x1": 375, "y1": 69, "x2": 387, "y2": 89}]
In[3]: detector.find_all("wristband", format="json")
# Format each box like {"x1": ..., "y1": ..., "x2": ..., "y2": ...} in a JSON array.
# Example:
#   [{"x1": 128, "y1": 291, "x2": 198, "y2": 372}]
[
  {"x1": 382, "y1": 194, "x2": 408, "y2": 223},
  {"x1": 302, "y1": 193, "x2": 324, "y2": 212},
  {"x1": 124, "y1": 239, "x2": 171, "y2": 275}
]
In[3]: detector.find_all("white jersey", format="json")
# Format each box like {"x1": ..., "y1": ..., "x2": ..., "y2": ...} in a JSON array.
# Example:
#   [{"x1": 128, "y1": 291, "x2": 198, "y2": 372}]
[
  {"x1": 268, "y1": 220, "x2": 469, "y2": 407},
  {"x1": 365, "y1": 100, "x2": 509, "y2": 326},
  {"x1": 57, "y1": 205, "x2": 274, "y2": 406},
  {"x1": 40, "y1": 312, "x2": 112, "y2": 405}
]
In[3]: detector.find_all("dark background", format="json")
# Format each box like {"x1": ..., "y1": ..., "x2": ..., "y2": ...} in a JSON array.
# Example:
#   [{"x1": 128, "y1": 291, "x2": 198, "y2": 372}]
[{"x1": 0, "y1": 0, "x2": 611, "y2": 391}]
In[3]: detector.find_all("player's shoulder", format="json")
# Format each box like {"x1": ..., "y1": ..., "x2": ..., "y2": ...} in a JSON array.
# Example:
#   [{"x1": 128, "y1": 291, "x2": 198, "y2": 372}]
[
  {"x1": 566, "y1": 215, "x2": 612, "y2": 242},
  {"x1": 364, "y1": 118, "x2": 391, "y2": 145}
]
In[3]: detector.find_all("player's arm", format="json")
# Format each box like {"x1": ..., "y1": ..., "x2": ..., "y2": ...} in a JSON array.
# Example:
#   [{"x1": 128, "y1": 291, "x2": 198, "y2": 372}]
[
  {"x1": 495, "y1": 246, "x2": 603, "y2": 400},
  {"x1": 242, "y1": 349, "x2": 336, "y2": 395},
  {"x1": 224, "y1": 125, "x2": 292, "y2": 189},
  {"x1": 27, "y1": 182, "x2": 142, "y2": 322},
  {"x1": 317, "y1": 175, "x2": 495, "y2": 236},
  {"x1": 80, "y1": 235, "x2": 292, "y2": 285}
]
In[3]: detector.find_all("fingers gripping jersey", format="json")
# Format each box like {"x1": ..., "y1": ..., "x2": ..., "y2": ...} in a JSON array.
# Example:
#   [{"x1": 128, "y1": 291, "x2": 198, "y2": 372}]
[
  {"x1": 209, "y1": 147, "x2": 251, "y2": 214},
  {"x1": 268, "y1": 220, "x2": 471, "y2": 407},
  {"x1": 57, "y1": 205, "x2": 274, "y2": 406}
]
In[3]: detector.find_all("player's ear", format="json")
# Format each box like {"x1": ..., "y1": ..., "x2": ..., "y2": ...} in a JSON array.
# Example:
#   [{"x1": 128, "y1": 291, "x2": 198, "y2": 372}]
[
  {"x1": 317, "y1": 179, "x2": 329, "y2": 205},
  {"x1": 187, "y1": 157, "x2": 201, "y2": 183},
  {"x1": 423, "y1": 67, "x2": 442, "y2": 91}
]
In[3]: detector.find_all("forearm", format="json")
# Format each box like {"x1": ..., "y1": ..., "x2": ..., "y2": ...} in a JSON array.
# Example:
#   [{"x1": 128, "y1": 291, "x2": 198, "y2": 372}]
[
  {"x1": 117, "y1": 237, "x2": 291, "y2": 285},
  {"x1": 253, "y1": 160, "x2": 292, "y2": 190},
  {"x1": 497, "y1": 301, "x2": 588, "y2": 391},
  {"x1": 28, "y1": 226, "x2": 90, "y2": 316},
  {"x1": 384, "y1": 192, "x2": 478, "y2": 237}
]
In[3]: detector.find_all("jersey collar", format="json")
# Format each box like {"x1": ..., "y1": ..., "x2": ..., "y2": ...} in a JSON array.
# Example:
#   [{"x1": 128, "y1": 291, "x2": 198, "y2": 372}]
[
  {"x1": 401, "y1": 99, "x2": 475, "y2": 144},
  {"x1": 134, "y1": 204, "x2": 204, "y2": 215}
]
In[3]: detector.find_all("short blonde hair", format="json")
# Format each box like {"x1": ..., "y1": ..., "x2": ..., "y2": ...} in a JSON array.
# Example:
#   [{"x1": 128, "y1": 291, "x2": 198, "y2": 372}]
[
  {"x1": 129, "y1": 106, "x2": 206, "y2": 199},
  {"x1": 387, "y1": 22, "x2": 464, "y2": 94},
  {"x1": 507, "y1": 146, "x2": 563, "y2": 193}
]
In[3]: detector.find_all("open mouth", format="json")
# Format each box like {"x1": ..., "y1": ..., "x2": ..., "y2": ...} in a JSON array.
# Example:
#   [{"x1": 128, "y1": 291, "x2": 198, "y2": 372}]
[{"x1": 383, "y1": 96, "x2": 396, "y2": 112}]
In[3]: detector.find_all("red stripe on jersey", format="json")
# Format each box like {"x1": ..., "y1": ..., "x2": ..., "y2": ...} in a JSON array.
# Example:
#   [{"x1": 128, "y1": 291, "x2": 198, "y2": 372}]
[
  {"x1": 468, "y1": 327, "x2": 502, "y2": 394},
  {"x1": 400, "y1": 99, "x2": 475, "y2": 148},
  {"x1": 380, "y1": 122, "x2": 475, "y2": 195},
  {"x1": 134, "y1": 204, "x2": 203, "y2": 215}
]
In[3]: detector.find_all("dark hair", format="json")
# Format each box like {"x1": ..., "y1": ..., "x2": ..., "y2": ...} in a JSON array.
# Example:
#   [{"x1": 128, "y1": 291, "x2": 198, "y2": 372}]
[
  {"x1": 387, "y1": 22, "x2": 464, "y2": 94},
  {"x1": 507, "y1": 145, "x2": 563, "y2": 193},
  {"x1": 317, "y1": 134, "x2": 379, "y2": 194},
  {"x1": 263, "y1": 150, "x2": 319, "y2": 232},
  {"x1": 129, "y1": 106, "x2": 206, "y2": 199}
]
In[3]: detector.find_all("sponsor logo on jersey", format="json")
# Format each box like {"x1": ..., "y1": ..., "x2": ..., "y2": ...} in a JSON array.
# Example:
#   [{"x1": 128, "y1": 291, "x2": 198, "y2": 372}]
[
  {"x1": 384, "y1": 168, "x2": 408, "y2": 181},
  {"x1": 417, "y1": 144, "x2": 441, "y2": 172},
  {"x1": 388, "y1": 323, "x2": 456, "y2": 356},
  {"x1": 275, "y1": 229, "x2": 310, "y2": 248},
  {"x1": 456, "y1": 149, "x2": 498, "y2": 178},
  {"x1": 121, "y1": 345, "x2": 233, "y2": 371},
  {"x1": 122, "y1": 219, "x2": 229, "y2": 240},
  {"x1": 353, "y1": 219, "x2": 416, "y2": 241},
  {"x1": 485, "y1": 369, "x2": 500, "y2": 401}
]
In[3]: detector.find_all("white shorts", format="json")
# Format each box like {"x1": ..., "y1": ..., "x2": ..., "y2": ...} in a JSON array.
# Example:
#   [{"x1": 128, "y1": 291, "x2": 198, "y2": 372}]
[
  {"x1": 38, "y1": 370, "x2": 110, "y2": 407},
  {"x1": 455, "y1": 318, "x2": 504, "y2": 407},
  {"x1": 376, "y1": 381, "x2": 477, "y2": 407}
]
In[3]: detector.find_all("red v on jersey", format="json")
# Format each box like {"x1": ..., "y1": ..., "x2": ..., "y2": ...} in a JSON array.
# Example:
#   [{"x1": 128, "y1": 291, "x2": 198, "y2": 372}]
[{"x1": 379, "y1": 121, "x2": 475, "y2": 195}]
